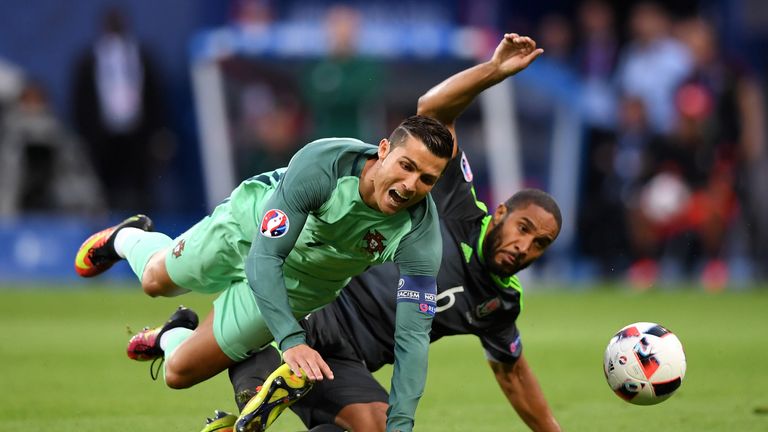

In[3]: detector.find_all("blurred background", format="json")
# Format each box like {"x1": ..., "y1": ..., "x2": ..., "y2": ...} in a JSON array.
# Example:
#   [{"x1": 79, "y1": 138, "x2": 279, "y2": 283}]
[{"x1": 1, "y1": 0, "x2": 766, "y2": 289}]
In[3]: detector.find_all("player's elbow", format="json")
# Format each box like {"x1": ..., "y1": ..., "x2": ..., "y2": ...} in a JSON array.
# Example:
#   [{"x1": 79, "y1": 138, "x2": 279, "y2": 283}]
[
  {"x1": 416, "y1": 95, "x2": 435, "y2": 117},
  {"x1": 416, "y1": 95, "x2": 428, "y2": 113}
]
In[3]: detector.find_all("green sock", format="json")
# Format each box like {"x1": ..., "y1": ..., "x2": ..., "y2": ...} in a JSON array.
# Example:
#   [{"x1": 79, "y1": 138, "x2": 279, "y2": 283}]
[
  {"x1": 121, "y1": 231, "x2": 173, "y2": 281},
  {"x1": 160, "y1": 327, "x2": 194, "y2": 381}
]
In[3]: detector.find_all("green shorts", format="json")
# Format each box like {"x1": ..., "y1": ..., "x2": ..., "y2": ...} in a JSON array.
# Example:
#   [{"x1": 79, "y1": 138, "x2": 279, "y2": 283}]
[
  {"x1": 164, "y1": 188, "x2": 284, "y2": 361},
  {"x1": 211, "y1": 279, "x2": 308, "y2": 361},
  {"x1": 164, "y1": 200, "x2": 251, "y2": 295}
]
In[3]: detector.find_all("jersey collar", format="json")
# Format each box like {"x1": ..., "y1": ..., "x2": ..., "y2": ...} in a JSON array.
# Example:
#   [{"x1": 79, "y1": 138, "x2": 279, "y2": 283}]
[
  {"x1": 476, "y1": 214, "x2": 492, "y2": 262},
  {"x1": 352, "y1": 146, "x2": 379, "y2": 177}
]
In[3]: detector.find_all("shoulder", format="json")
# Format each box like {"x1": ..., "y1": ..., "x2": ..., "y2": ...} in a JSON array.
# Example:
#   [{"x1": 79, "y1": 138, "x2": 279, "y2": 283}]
[
  {"x1": 287, "y1": 138, "x2": 377, "y2": 179},
  {"x1": 296, "y1": 138, "x2": 377, "y2": 161}
]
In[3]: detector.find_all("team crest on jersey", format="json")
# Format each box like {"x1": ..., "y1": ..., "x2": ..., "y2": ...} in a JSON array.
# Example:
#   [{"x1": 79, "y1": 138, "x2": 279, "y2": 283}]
[
  {"x1": 475, "y1": 296, "x2": 501, "y2": 318},
  {"x1": 172, "y1": 239, "x2": 186, "y2": 258},
  {"x1": 460, "y1": 151, "x2": 473, "y2": 182},
  {"x1": 260, "y1": 209, "x2": 289, "y2": 238},
  {"x1": 363, "y1": 230, "x2": 386, "y2": 254}
]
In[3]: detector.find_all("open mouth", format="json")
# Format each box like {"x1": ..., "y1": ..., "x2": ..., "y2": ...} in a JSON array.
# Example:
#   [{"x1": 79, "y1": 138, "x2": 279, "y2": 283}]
[{"x1": 388, "y1": 189, "x2": 409, "y2": 204}]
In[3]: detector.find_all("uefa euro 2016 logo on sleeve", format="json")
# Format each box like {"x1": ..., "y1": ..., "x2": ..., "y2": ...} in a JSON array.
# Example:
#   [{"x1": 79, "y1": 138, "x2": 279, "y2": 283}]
[
  {"x1": 260, "y1": 209, "x2": 289, "y2": 238},
  {"x1": 460, "y1": 151, "x2": 473, "y2": 182}
]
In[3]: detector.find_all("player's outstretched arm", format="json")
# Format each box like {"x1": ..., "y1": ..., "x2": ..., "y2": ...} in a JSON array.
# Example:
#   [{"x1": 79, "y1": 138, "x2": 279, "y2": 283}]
[
  {"x1": 417, "y1": 33, "x2": 543, "y2": 144},
  {"x1": 387, "y1": 300, "x2": 434, "y2": 432},
  {"x1": 488, "y1": 355, "x2": 561, "y2": 432},
  {"x1": 246, "y1": 145, "x2": 338, "y2": 381}
]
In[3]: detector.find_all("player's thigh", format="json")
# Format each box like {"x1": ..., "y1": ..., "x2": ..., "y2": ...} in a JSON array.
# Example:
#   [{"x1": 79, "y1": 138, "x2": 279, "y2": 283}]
[
  {"x1": 291, "y1": 357, "x2": 388, "y2": 429},
  {"x1": 164, "y1": 201, "x2": 249, "y2": 294},
  {"x1": 212, "y1": 279, "x2": 284, "y2": 362}
]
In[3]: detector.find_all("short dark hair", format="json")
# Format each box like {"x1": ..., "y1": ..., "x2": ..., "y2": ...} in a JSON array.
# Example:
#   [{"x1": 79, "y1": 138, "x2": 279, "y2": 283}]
[
  {"x1": 388, "y1": 115, "x2": 454, "y2": 159},
  {"x1": 504, "y1": 189, "x2": 562, "y2": 231}
]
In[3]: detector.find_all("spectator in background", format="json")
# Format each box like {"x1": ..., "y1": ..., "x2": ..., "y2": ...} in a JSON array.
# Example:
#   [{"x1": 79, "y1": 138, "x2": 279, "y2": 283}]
[
  {"x1": 231, "y1": 0, "x2": 273, "y2": 30},
  {"x1": 675, "y1": 17, "x2": 768, "y2": 283},
  {"x1": 621, "y1": 16, "x2": 767, "y2": 289},
  {"x1": 300, "y1": 4, "x2": 384, "y2": 140},
  {"x1": 579, "y1": 95, "x2": 659, "y2": 279},
  {"x1": 0, "y1": 56, "x2": 25, "y2": 114},
  {"x1": 226, "y1": 60, "x2": 305, "y2": 178},
  {"x1": 222, "y1": 0, "x2": 305, "y2": 179},
  {"x1": 573, "y1": 0, "x2": 627, "y2": 276},
  {"x1": 625, "y1": 82, "x2": 738, "y2": 290},
  {"x1": 512, "y1": 12, "x2": 580, "y2": 190},
  {"x1": 537, "y1": 13, "x2": 575, "y2": 67},
  {"x1": 615, "y1": 1, "x2": 692, "y2": 135},
  {"x1": 71, "y1": 7, "x2": 169, "y2": 212},
  {"x1": 576, "y1": 0, "x2": 619, "y2": 132},
  {"x1": 0, "y1": 81, "x2": 105, "y2": 216}
]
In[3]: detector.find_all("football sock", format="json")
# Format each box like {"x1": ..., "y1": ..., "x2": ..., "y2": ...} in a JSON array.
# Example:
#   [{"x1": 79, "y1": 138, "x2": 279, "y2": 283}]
[
  {"x1": 160, "y1": 327, "x2": 192, "y2": 353},
  {"x1": 159, "y1": 327, "x2": 193, "y2": 381},
  {"x1": 114, "y1": 227, "x2": 144, "y2": 258},
  {"x1": 116, "y1": 228, "x2": 172, "y2": 280}
]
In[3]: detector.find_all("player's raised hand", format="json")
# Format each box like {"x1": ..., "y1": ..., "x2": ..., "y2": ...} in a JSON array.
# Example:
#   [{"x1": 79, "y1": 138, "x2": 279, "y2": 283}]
[
  {"x1": 282, "y1": 343, "x2": 335, "y2": 381},
  {"x1": 490, "y1": 33, "x2": 544, "y2": 78}
]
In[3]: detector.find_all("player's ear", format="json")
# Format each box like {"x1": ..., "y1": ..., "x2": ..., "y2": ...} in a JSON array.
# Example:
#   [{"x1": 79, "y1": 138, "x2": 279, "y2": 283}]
[
  {"x1": 493, "y1": 204, "x2": 507, "y2": 224},
  {"x1": 378, "y1": 138, "x2": 390, "y2": 159}
]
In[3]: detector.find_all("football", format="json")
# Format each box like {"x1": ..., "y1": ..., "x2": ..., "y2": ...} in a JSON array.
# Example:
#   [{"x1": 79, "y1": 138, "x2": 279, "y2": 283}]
[{"x1": 603, "y1": 322, "x2": 686, "y2": 405}]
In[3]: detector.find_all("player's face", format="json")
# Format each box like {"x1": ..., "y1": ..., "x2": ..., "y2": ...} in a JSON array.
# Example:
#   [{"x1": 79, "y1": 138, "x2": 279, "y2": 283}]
[
  {"x1": 371, "y1": 136, "x2": 448, "y2": 214},
  {"x1": 483, "y1": 204, "x2": 559, "y2": 277}
]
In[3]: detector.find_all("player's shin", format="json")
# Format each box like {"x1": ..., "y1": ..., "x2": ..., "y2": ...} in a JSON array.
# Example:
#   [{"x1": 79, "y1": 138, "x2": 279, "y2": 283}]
[{"x1": 116, "y1": 229, "x2": 173, "y2": 283}]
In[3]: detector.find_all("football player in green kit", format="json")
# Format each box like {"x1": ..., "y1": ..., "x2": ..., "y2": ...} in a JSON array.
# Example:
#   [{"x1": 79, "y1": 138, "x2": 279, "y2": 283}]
[{"x1": 74, "y1": 114, "x2": 454, "y2": 432}]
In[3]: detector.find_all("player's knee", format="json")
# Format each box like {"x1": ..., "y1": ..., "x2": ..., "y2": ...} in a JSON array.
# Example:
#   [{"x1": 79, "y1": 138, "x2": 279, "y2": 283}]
[
  {"x1": 370, "y1": 409, "x2": 387, "y2": 432},
  {"x1": 141, "y1": 279, "x2": 170, "y2": 297},
  {"x1": 337, "y1": 403, "x2": 387, "y2": 432},
  {"x1": 347, "y1": 416, "x2": 386, "y2": 432},
  {"x1": 163, "y1": 371, "x2": 190, "y2": 389},
  {"x1": 163, "y1": 357, "x2": 197, "y2": 389},
  {"x1": 365, "y1": 403, "x2": 387, "y2": 432},
  {"x1": 141, "y1": 280, "x2": 164, "y2": 297},
  {"x1": 141, "y1": 253, "x2": 174, "y2": 297}
]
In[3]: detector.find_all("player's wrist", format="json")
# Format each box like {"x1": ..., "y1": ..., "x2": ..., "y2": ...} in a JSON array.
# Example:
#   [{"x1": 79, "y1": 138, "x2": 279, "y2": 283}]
[
  {"x1": 279, "y1": 333, "x2": 307, "y2": 352},
  {"x1": 481, "y1": 60, "x2": 506, "y2": 82}
]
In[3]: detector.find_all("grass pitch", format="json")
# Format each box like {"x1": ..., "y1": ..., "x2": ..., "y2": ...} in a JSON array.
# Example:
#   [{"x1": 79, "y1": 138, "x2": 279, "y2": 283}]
[{"x1": 1, "y1": 283, "x2": 766, "y2": 431}]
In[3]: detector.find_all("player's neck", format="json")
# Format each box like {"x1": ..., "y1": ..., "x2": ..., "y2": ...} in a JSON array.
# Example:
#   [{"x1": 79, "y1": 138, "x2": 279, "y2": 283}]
[{"x1": 358, "y1": 157, "x2": 380, "y2": 210}]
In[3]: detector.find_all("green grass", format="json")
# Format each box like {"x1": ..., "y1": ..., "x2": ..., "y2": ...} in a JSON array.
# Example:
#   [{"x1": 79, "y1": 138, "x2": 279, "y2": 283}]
[{"x1": 1, "y1": 284, "x2": 767, "y2": 431}]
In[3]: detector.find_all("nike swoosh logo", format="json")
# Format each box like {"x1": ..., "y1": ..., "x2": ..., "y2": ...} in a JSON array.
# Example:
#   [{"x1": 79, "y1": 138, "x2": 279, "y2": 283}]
[{"x1": 74, "y1": 230, "x2": 109, "y2": 270}]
